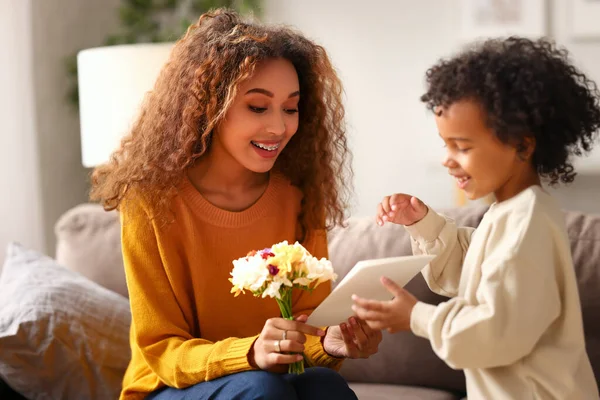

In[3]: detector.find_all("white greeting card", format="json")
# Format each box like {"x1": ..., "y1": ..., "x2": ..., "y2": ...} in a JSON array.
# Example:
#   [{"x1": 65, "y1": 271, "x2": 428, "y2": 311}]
[{"x1": 307, "y1": 255, "x2": 436, "y2": 327}]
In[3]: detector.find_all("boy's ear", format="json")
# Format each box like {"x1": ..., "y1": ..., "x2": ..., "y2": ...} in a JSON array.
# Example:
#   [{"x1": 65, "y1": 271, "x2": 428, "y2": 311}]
[{"x1": 518, "y1": 136, "x2": 536, "y2": 161}]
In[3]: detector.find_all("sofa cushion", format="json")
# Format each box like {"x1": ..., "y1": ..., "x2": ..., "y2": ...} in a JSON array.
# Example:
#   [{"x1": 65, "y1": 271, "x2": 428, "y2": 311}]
[
  {"x1": 565, "y1": 211, "x2": 600, "y2": 388},
  {"x1": 349, "y1": 383, "x2": 462, "y2": 400},
  {"x1": 55, "y1": 203, "x2": 126, "y2": 297},
  {"x1": 51, "y1": 202, "x2": 600, "y2": 392},
  {"x1": 0, "y1": 243, "x2": 131, "y2": 400},
  {"x1": 329, "y1": 206, "x2": 487, "y2": 394}
]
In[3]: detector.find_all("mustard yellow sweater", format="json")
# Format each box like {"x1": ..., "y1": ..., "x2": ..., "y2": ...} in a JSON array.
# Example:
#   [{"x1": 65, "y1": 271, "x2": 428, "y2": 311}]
[{"x1": 119, "y1": 173, "x2": 342, "y2": 400}]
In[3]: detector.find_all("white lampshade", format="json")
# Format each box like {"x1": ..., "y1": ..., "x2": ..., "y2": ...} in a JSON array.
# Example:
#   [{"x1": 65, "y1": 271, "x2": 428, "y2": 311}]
[{"x1": 77, "y1": 43, "x2": 174, "y2": 167}]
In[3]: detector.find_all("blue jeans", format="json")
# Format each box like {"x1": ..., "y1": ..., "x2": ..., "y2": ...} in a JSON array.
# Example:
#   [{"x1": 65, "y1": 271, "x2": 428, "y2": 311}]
[{"x1": 146, "y1": 367, "x2": 357, "y2": 400}]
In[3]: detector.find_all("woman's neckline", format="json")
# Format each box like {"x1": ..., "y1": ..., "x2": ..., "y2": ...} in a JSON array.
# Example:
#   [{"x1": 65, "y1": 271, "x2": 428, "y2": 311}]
[{"x1": 179, "y1": 171, "x2": 285, "y2": 227}]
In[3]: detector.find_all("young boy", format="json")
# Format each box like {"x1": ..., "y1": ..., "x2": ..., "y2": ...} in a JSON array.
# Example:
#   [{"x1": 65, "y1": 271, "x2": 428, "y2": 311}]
[{"x1": 353, "y1": 37, "x2": 600, "y2": 399}]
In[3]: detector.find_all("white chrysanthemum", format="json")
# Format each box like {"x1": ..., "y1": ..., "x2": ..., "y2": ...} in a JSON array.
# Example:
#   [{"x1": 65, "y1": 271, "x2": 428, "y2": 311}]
[
  {"x1": 292, "y1": 277, "x2": 312, "y2": 287},
  {"x1": 230, "y1": 254, "x2": 269, "y2": 296},
  {"x1": 278, "y1": 274, "x2": 294, "y2": 288},
  {"x1": 262, "y1": 280, "x2": 280, "y2": 299},
  {"x1": 294, "y1": 256, "x2": 337, "y2": 288}
]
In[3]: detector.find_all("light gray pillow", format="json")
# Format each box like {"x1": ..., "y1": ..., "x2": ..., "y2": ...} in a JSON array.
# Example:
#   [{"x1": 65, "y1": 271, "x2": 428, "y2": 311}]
[
  {"x1": 55, "y1": 203, "x2": 127, "y2": 298},
  {"x1": 0, "y1": 242, "x2": 131, "y2": 400}
]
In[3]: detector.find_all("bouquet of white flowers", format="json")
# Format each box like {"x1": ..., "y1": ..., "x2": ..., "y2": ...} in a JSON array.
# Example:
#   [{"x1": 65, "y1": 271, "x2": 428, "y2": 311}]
[{"x1": 230, "y1": 240, "x2": 337, "y2": 374}]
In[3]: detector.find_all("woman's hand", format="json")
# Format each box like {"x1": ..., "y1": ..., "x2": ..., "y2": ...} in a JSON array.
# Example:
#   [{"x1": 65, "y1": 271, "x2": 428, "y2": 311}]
[
  {"x1": 323, "y1": 317, "x2": 382, "y2": 359},
  {"x1": 249, "y1": 315, "x2": 325, "y2": 372}
]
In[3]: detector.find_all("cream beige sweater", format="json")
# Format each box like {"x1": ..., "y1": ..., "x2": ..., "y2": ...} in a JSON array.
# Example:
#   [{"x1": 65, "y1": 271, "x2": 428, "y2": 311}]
[{"x1": 408, "y1": 186, "x2": 599, "y2": 399}]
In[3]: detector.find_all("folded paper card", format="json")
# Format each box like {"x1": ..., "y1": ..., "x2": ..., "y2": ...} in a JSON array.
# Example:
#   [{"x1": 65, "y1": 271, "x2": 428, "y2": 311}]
[{"x1": 307, "y1": 254, "x2": 436, "y2": 327}]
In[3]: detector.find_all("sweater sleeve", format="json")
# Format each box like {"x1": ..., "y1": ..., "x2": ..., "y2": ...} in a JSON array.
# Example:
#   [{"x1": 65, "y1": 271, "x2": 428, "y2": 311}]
[
  {"x1": 121, "y1": 200, "x2": 257, "y2": 389},
  {"x1": 405, "y1": 207, "x2": 476, "y2": 297},
  {"x1": 293, "y1": 229, "x2": 344, "y2": 370},
  {"x1": 409, "y1": 210, "x2": 561, "y2": 370}
]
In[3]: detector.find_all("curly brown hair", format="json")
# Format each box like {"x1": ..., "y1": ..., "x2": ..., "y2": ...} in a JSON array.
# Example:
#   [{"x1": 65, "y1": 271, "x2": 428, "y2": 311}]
[
  {"x1": 90, "y1": 8, "x2": 352, "y2": 232},
  {"x1": 421, "y1": 37, "x2": 600, "y2": 185}
]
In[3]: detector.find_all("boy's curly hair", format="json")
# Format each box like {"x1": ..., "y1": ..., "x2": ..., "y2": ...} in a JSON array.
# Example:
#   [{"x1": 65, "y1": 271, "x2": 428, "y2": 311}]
[
  {"x1": 90, "y1": 9, "x2": 352, "y2": 232},
  {"x1": 421, "y1": 37, "x2": 600, "y2": 184}
]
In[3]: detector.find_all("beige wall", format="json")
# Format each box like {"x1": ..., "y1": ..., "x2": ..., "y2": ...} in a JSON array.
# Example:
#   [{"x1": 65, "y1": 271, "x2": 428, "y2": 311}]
[
  {"x1": 0, "y1": 0, "x2": 44, "y2": 263},
  {"x1": 1, "y1": 0, "x2": 599, "y2": 264},
  {"x1": 265, "y1": 0, "x2": 600, "y2": 216},
  {"x1": 30, "y1": 0, "x2": 121, "y2": 255},
  {"x1": 0, "y1": 0, "x2": 121, "y2": 262}
]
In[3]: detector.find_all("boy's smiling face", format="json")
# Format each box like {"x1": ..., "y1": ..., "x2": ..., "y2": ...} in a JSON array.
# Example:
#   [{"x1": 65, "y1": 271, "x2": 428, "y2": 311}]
[{"x1": 435, "y1": 99, "x2": 537, "y2": 203}]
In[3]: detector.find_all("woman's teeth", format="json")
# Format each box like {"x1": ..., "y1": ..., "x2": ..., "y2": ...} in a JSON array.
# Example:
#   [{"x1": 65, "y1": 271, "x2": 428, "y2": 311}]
[{"x1": 251, "y1": 141, "x2": 279, "y2": 151}]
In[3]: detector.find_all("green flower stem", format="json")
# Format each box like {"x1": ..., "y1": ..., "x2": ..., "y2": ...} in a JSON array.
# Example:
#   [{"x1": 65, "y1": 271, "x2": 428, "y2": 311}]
[{"x1": 276, "y1": 290, "x2": 305, "y2": 374}]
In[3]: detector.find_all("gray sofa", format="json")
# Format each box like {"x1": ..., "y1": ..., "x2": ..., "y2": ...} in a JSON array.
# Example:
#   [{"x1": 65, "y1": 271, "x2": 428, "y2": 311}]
[{"x1": 1, "y1": 204, "x2": 599, "y2": 399}]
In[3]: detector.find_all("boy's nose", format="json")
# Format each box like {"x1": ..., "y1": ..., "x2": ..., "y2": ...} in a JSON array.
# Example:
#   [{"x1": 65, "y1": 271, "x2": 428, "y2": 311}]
[{"x1": 441, "y1": 153, "x2": 457, "y2": 168}]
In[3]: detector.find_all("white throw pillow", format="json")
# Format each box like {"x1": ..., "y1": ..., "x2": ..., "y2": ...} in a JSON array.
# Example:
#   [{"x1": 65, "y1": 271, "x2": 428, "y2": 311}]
[{"x1": 0, "y1": 243, "x2": 131, "y2": 400}]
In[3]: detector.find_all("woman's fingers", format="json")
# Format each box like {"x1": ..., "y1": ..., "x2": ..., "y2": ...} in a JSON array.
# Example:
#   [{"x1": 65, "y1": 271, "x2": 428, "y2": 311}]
[
  {"x1": 267, "y1": 317, "x2": 325, "y2": 337},
  {"x1": 271, "y1": 338, "x2": 305, "y2": 354}
]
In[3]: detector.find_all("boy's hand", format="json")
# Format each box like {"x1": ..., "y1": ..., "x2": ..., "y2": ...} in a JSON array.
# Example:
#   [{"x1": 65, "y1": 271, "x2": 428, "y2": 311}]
[
  {"x1": 351, "y1": 277, "x2": 418, "y2": 333},
  {"x1": 376, "y1": 193, "x2": 427, "y2": 226}
]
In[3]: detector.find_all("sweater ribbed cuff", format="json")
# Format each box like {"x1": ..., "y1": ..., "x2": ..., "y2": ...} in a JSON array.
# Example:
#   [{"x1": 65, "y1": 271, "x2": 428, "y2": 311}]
[
  {"x1": 218, "y1": 335, "x2": 259, "y2": 375},
  {"x1": 404, "y1": 207, "x2": 446, "y2": 243},
  {"x1": 410, "y1": 301, "x2": 437, "y2": 339}
]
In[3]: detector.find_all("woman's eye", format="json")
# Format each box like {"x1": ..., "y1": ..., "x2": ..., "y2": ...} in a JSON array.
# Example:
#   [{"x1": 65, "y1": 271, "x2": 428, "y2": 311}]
[
  {"x1": 249, "y1": 106, "x2": 267, "y2": 113},
  {"x1": 249, "y1": 105, "x2": 298, "y2": 114},
  {"x1": 457, "y1": 148, "x2": 471, "y2": 153}
]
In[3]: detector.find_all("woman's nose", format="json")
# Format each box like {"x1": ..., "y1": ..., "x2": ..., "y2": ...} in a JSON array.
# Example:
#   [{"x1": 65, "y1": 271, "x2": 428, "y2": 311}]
[{"x1": 266, "y1": 111, "x2": 286, "y2": 135}]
